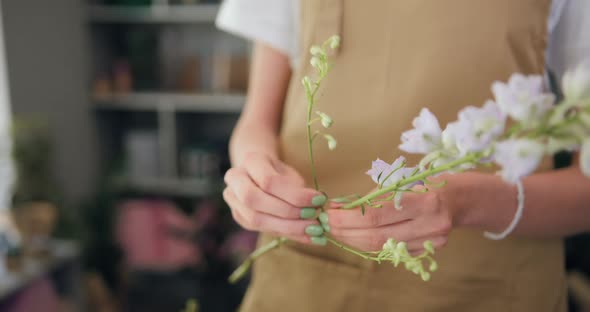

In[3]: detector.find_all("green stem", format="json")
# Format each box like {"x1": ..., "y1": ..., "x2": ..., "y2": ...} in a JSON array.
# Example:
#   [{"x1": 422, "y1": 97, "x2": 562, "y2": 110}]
[
  {"x1": 326, "y1": 237, "x2": 377, "y2": 260},
  {"x1": 307, "y1": 97, "x2": 320, "y2": 190},
  {"x1": 228, "y1": 237, "x2": 287, "y2": 284},
  {"x1": 342, "y1": 153, "x2": 481, "y2": 209}
]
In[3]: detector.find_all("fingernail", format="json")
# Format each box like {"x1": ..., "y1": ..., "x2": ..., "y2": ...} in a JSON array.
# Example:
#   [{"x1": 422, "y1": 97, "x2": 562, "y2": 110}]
[
  {"x1": 312, "y1": 195, "x2": 327, "y2": 206},
  {"x1": 311, "y1": 236, "x2": 327, "y2": 246},
  {"x1": 322, "y1": 223, "x2": 331, "y2": 233},
  {"x1": 318, "y1": 212, "x2": 329, "y2": 224},
  {"x1": 305, "y1": 224, "x2": 324, "y2": 236},
  {"x1": 299, "y1": 208, "x2": 317, "y2": 219}
]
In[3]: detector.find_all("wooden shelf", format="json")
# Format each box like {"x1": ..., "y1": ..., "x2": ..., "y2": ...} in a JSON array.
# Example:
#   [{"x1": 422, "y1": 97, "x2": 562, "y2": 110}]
[
  {"x1": 93, "y1": 92, "x2": 245, "y2": 113},
  {"x1": 117, "y1": 177, "x2": 223, "y2": 197},
  {"x1": 88, "y1": 4, "x2": 220, "y2": 24}
]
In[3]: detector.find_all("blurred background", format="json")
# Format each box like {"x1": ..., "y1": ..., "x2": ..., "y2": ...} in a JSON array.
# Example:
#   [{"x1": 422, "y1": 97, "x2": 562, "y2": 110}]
[
  {"x1": 0, "y1": 1, "x2": 588, "y2": 312},
  {"x1": 0, "y1": 1, "x2": 255, "y2": 311}
]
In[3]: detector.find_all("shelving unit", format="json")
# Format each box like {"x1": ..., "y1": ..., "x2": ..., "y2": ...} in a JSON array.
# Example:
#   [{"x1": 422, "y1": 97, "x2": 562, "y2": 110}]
[
  {"x1": 114, "y1": 177, "x2": 223, "y2": 197},
  {"x1": 88, "y1": 1, "x2": 247, "y2": 197},
  {"x1": 88, "y1": 4, "x2": 220, "y2": 24},
  {"x1": 84, "y1": 3, "x2": 249, "y2": 310},
  {"x1": 93, "y1": 92, "x2": 245, "y2": 113}
]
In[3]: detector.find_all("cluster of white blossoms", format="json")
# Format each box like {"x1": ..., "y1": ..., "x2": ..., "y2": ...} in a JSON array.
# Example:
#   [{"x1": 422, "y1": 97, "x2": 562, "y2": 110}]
[{"x1": 369, "y1": 62, "x2": 590, "y2": 198}]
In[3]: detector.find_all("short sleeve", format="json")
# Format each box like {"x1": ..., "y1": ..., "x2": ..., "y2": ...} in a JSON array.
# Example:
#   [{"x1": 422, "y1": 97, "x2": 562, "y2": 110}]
[
  {"x1": 547, "y1": 0, "x2": 590, "y2": 79},
  {"x1": 216, "y1": 0, "x2": 298, "y2": 61}
]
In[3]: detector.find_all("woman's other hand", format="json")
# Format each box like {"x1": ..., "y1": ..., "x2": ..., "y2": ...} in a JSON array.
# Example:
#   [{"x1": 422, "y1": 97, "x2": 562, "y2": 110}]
[
  {"x1": 224, "y1": 152, "x2": 328, "y2": 245},
  {"x1": 326, "y1": 184, "x2": 454, "y2": 254}
]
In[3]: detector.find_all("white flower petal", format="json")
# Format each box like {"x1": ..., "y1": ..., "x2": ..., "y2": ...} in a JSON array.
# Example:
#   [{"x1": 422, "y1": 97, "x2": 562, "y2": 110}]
[
  {"x1": 399, "y1": 108, "x2": 442, "y2": 154},
  {"x1": 563, "y1": 62, "x2": 590, "y2": 101},
  {"x1": 494, "y1": 139, "x2": 545, "y2": 184},
  {"x1": 492, "y1": 74, "x2": 554, "y2": 123}
]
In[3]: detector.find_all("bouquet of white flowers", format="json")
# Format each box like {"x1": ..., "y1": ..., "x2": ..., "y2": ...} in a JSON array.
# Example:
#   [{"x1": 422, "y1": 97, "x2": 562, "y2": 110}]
[{"x1": 229, "y1": 36, "x2": 590, "y2": 283}]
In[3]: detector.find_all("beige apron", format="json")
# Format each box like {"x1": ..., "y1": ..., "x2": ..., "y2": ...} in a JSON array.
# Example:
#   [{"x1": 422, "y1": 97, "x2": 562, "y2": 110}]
[{"x1": 241, "y1": 1, "x2": 566, "y2": 311}]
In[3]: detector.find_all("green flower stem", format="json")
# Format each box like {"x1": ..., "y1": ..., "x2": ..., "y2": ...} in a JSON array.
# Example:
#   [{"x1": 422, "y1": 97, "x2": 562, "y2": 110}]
[
  {"x1": 326, "y1": 237, "x2": 378, "y2": 260},
  {"x1": 228, "y1": 237, "x2": 287, "y2": 284},
  {"x1": 342, "y1": 153, "x2": 482, "y2": 210},
  {"x1": 307, "y1": 92, "x2": 320, "y2": 191}
]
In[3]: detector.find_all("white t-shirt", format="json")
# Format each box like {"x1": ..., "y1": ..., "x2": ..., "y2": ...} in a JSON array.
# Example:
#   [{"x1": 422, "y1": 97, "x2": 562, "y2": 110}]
[{"x1": 216, "y1": 0, "x2": 590, "y2": 80}]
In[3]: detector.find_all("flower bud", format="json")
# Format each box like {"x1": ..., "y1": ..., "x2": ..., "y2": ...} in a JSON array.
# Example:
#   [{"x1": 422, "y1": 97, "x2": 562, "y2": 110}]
[
  {"x1": 423, "y1": 240, "x2": 435, "y2": 254},
  {"x1": 316, "y1": 111, "x2": 333, "y2": 128},
  {"x1": 429, "y1": 261, "x2": 438, "y2": 272},
  {"x1": 324, "y1": 134, "x2": 337, "y2": 150},
  {"x1": 310, "y1": 45, "x2": 322, "y2": 56},
  {"x1": 301, "y1": 76, "x2": 313, "y2": 91},
  {"x1": 384, "y1": 238, "x2": 396, "y2": 250},
  {"x1": 396, "y1": 241, "x2": 407, "y2": 253},
  {"x1": 329, "y1": 35, "x2": 341, "y2": 49},
  {"x1": 310, "y1": 56, "x2": 321, "y2": 69}
]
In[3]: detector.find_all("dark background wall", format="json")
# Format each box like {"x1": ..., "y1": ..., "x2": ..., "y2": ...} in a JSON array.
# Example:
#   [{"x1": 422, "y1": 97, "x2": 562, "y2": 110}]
[{"x1": 2, "y1": 0, "x2": 98, "y2": 204}]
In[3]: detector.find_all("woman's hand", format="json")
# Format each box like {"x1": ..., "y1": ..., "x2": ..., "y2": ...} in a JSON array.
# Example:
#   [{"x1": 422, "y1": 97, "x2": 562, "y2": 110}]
[
  {"x1": 223, "y1": 152, "x2": 328, "y2": 245},
  {"x1": 326, "y1": 185, "x2": 455, "y2": 254}
]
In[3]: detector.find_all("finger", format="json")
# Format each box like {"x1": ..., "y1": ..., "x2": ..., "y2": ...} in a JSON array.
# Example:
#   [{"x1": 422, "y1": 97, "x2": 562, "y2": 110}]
[
  {"x1": 224, "y1": 168, "x2": 301, "y2": 219},
  {"x1": 224, "y1": 188, "x2": 318, "y2": 236},
  {"x1": 330, "y1": 220, "x2": 419, "y2": 250},
  {"x1": 242, "y1": 154, "x2": 322, "y2": 207},
  {"x1": 327, "y1": 206, "x2": 413, "y2": 229},
  {"x1": 227, "y1": 198, "x2": 311, "y2": 244}
]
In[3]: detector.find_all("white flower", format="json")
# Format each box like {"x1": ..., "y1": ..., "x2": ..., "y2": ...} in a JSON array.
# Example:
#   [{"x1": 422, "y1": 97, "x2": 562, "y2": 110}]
[
  {"x1": 444, "y1": 101, "x2": 506, "y2": 155},
  {"x1": 366, "y1": 156, "x2": 412, "y2": 187},
  {"x1": 440, "y1": 121, "x2": 460, "y2": 151},
  {"x1": 366, "y1": 157, "x2": 420, "y2": 209},
  {"x1": 493, "y1": 139, "x2": 545, "y2": 183},
  {"x1": 581, "y1": 138, "x2": 590, "y2": 177},
  {"x1": 562, "y1": 62, "x2": 590, "y2": 101},
  {"x1": 492, "y1": 74, "x2": 555, "y2": 123},
  {"x1": 399, "y1": 108, "x2": 442, "y2": 154}
]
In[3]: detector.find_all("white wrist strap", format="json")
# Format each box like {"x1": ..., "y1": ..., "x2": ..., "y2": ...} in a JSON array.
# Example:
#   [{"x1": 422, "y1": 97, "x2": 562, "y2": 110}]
[{"x1": 484, "y1": 180, "x2": 525, "y2": 240}]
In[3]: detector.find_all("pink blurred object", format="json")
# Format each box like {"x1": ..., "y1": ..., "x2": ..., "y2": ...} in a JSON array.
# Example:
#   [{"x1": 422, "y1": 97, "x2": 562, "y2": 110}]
[
  {"x1": 3, "y1": 278, "x2": 60, "y2": 312},
  {"x1": 193, "y1": 199, "x2": 219, "y2": 229},
  {"x1": 116, "y1": 200, "x2": 202, "y2": 270},
  {"x1": 219, "y1": 230, "x2": 258, "y2": 262}
]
